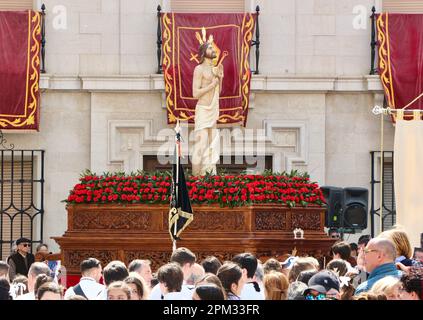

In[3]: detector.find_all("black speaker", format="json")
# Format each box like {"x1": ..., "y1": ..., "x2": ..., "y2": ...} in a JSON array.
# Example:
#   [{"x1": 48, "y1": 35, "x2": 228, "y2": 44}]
[
  {"x1": 343, "y1": 187, "x2": 368, "y2": 229},
  {"x1": 321, "y1": 186, "x2": 343, "y2": 228}
]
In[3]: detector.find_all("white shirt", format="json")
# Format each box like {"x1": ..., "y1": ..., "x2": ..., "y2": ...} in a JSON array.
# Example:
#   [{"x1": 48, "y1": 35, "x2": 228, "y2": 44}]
[
  {"x1": 240, "y1": 282, "x2": 265, "y2": 300},
  {"x1": 64, "y1": 277, "x2": 105, "y2": 300},
  {"x1": 149, "y1": 283, "x2": 194, "y2": 300},
  {"x1": 16, "y1": 292, "x2": 35, "y2": 300}
]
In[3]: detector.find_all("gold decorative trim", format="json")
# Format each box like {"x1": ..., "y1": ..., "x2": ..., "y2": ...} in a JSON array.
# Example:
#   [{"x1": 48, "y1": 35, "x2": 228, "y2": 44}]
[{"x1": 163, "y1": 13, "x2": 255, "y2": 126}]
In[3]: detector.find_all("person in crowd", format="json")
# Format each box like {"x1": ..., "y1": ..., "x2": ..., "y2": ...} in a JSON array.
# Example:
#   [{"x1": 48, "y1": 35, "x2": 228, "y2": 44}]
[
  {"x1": 358, "y1": 235, "x2": 371, "y2": 250},
  {"x1": 340, "y1": 280, "x2": 355, "y2": 300},
  {"x1": 369, "y1": 276, "x2": 401, "y2": 300},
  {"x1": 192, "y1": 283, "x2": 225, "y2": 300},
  {"x1": 201, "y1": 256, "x2": 222, "y2": 275},
  {"x1": 150, "y1": 273, "x2": 159, "y2": 289},
  {"x1": 350, "y1": 243, "x2": 358, "y2": 258},
  {"x1": 64, "y1": 258, "x2": 105, "y2": 300},
  {"x1": 303, "y1": 270, "x2": 341, "y2": 300},
  {"x1": 36, "y1": 282, "x2": 63, "y2": 300},
  {"x1": 354, "y1": 235, "x2": 372, "y2": 287},
  {"x1": 149, "y1": 247, "x2": 196, "y2": 300},
  {"x1": 15, "y1": 262, "x2": 50, "y2": 300},
  {"x1": 97, "y1": 260, "x2": 129, "y2": 300},
  {"x1": 288, "y1": 257, "x2": 318, "y2": 283},
  {"x1": 281, "y1": 256, "x2": 297, "y2": 277},
  {"x1": 354, "y1": 238, "x2": 402, "y2": 295},
  {"x1": 107, "y1": 281, "x2": 131, "y2": 300},
  {"x1": 331, "y1": 241, "x2": 357, "y2": 271},
  {"x1": 10, "y1": 275, "x2": 29, "y2": 298},
  {"x1": 232, "y1": 253, "x2": 264, "y2": 300},
  {"x1": 186, "y1": 263, "x2": 205, "y2": 286},
  {"x1": 195, "y1": 273, "x2": 226, "y2": 299},
  {"x1": 353, "y1": 292, "x2": 387, "y2": 300},
  {"x1": 326, "y1": 259, "x2": 348, "y2": 277},
  {"x1": 398, "y1": 268, "x2": 423, "y2": 300},
  {"x1": 263, "y1": 271, "x2": 289, "y2": 300},
  {"x1": 413, "y1": 248, "x2": 423, "y2": 268},
  {"x1": 287, "y1": 281, "x2": 307, "y2": 300},
  {"x1": 36, "y1": 243, "x2": 49, "y2": 255},
  {"x1": 124, "y1": 272, "x2": 148, "y2": 300},
  {"x1": 157, "y1": 263, "x2": 186, "y2": 300},
  {"x1": 128, "y1": 259, "x2": 153, "y2": 288},
  {"x1": 0, "y1": 278, "x2": 11, "y2": 300},
  {"x1": 217, "y1": 262, "x2": 244, "y2": 300},
  {"x1": 0, "y1": 261, "x2": 10, "y2": 281},
  {"x1": 7, "y1": 237, "x2": 35, "y2": 280},
  {"x1": 327, "y1": 258, "x2": 356, "y2": 299},
  {"x1": 379, "y1": 228, "x2": 414, "y2": 267},
  {"x1": 328, "y1": 228, "x2": 340, "y2": 239},
  {"x1": 297, "y1": 269, "x2": 318, "y2": 285},
  {"x1": 263, "y1": 258, "x2": 282, "y2": 275},
  {"x1": 34, "y1": 274, "x2": 52, "y2": 297},
  {"x1": 255, "y1": 261, "x2": 265, "y2": 293}
]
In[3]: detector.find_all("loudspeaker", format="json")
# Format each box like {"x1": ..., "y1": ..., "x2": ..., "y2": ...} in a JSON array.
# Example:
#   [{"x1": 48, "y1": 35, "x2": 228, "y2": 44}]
[
  {"x1": 321, "y1": 186, "x2": 343, "y2": 228},
  {"x1": 343, "y1": 187, "x2": 368, "y2": 229}
]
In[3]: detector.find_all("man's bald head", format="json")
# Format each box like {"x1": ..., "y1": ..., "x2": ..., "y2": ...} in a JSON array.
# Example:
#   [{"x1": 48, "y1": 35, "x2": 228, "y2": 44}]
[{"x1": 370, "y1": 238, "x2": 396, "y2": 261}]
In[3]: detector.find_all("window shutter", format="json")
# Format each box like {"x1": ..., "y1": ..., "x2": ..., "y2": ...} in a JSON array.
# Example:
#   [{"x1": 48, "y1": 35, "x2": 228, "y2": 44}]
[
  {"x1": 171, "y1": 0, "x2": 245, "y2": 13},
  {"x1": 383, "y1": 0, "x2": 423, "y2": 13},
  {"x1": 1, "y1": 161, "x2": 35, "y2": 260}
]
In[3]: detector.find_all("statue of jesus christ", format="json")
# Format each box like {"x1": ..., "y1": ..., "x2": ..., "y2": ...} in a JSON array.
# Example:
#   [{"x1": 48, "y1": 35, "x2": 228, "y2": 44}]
[{"x1": 191, "y1": 40, "x2": 223, "y2": 176}]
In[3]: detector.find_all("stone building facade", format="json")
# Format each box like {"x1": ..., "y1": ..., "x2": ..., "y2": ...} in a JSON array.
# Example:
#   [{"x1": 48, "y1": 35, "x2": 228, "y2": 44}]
[{"x1": 3, "y1": 0, "x2": 395, "y2": 251}]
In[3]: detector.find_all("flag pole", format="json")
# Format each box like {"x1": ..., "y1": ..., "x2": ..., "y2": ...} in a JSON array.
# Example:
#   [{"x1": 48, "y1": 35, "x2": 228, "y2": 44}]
[{"x1": 172, "y1": 120, "x2": 181, "y2": 252}]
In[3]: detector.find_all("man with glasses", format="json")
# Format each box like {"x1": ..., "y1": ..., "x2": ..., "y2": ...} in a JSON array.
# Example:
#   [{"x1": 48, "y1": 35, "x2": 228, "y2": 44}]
[
  {"x1": 7, "y1": 237, "x2": 35, "y2": 280},
  {"x1": 354, "y1": 238, "x2": 402, "y2": 295}
]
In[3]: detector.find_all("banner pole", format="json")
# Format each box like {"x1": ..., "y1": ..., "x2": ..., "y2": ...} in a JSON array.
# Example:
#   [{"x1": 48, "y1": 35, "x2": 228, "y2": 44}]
[
  {"x1": 173, "y1": 120, "x2": 180, "y2": 251},
  {"x1": 379, "y1": 113, "x2": 384, "y2": 235}
]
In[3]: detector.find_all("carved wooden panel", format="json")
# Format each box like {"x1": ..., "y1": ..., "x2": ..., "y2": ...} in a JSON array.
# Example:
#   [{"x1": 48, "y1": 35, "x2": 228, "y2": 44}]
[
  {"x1": 291, "y1": 211, "x2": 321, "y2": 230},
  {"x1": 255, "y1": 211, "x2": 287, "y2": 230},
  {"x1": 72, "y1": 211, "x2": 152, "y2": 230},
  {"x1": 64, "y1": 250, "x2": 119, "y2": 270},
  {"x1": 124, "y1": 251, "x2": 171, "y2": 272},
  {"x1": 163, "y1": 211, "x2": 245, "y2": 231},
  {"x1": 196, "y1": 251, "x2": 237, "y2": 264}
]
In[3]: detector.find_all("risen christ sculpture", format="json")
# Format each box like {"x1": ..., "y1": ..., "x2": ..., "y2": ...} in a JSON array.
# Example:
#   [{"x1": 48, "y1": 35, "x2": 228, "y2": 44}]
[{"x1": 191, "y1": 36, "x2": 223, "y2": 176}]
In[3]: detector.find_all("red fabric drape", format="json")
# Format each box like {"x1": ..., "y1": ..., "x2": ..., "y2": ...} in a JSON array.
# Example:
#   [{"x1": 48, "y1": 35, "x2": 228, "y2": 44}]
[
  {"x1": 377, "y1": 13, "x2": 423, "y2": 110},
  {"x1": 161, "y1": 13, "x2": 255, "y2": 126},
  {"x1": 0, "y1": 10, "x2": 41, "y2": 130}
]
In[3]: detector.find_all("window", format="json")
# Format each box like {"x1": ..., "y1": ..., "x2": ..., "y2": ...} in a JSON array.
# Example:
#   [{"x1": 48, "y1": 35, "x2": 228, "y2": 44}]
[
  {"x1": 171, "y1": 0, "x2": 245, "y2": 13},
  {"x1": 382, "y1": 0, "x2": 423, "y2": 13},
  {"x1": 0, "y1": 151, "x2": 44, "y2": 261}
]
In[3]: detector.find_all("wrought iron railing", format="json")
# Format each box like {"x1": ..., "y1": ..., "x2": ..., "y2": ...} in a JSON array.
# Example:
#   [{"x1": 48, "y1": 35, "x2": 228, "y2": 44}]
[{"x1": 0, "y1": 150, "x2": 45, "y2": 260}]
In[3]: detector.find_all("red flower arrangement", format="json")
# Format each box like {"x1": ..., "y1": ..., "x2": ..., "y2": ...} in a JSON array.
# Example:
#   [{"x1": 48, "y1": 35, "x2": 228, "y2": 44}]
[{"x1": 65, "y1": 170, "x2": 325, "y2": 208}]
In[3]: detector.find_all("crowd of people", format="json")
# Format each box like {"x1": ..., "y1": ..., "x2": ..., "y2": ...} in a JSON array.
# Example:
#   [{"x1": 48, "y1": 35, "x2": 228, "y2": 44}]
[{"x1": 0, "y1": 226, "x2": 422, "y2": 301}]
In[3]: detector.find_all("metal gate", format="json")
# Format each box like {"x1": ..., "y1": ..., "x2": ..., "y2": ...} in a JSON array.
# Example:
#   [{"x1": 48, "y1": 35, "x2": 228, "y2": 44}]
[
  {"x1": 370, "y1": 151, "x2": 396, "y2": 237},
  {"x1": 0, "y1": 149, "x2": 45, "y2": 261}
]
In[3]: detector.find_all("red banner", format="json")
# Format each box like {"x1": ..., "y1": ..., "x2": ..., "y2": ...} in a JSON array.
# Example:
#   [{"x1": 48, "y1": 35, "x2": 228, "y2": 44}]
[
  {"x1": 0, "y1": 11, "x2": 41, "y2": 130},
  {"x1": 161, "y1": 13, "x2": 255, "y2": 126},
  {"x1": 377, "y1": 13, "x2": 423, "y2": 110}
]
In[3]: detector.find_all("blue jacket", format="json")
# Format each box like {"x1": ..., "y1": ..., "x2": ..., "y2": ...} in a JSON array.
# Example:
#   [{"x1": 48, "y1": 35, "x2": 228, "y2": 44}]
[{"x1": 355, "y1": 263, "x2": 402, "y2": 295}]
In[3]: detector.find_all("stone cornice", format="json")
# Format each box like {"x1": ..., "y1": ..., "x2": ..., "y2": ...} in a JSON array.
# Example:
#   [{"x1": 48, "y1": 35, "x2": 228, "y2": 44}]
[{"x1": 40, "y1": 74, "x2": 383, "y2": 93}]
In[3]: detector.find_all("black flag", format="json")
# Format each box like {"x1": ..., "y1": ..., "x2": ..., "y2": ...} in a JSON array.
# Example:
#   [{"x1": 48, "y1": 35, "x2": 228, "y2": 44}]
[{"x1": 169, "y1": 131, "x2": 193, "y2": 241}]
